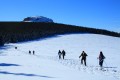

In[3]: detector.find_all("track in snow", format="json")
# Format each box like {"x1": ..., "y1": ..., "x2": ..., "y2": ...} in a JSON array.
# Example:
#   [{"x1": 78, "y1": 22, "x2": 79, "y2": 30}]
[{"x1": 16, "y1": 48, "x2": 120, "y2": 80}]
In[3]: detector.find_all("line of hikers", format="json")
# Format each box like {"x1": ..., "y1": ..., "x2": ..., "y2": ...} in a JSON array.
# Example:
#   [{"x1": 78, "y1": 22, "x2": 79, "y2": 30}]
[
  {"x1": 58, "y1": 50, "x2": 66, "y2": 59},
  {"x1": 15, "y1": 46, "x2": 105, "y2": 68},
  {"x1": 29, "y1": 50, "x2": 35, "y2": 55},
  {"x1": 58, "y1": 50, "x2": 105, "y2": 67},
  {"x1": 14, "y1": 47, "x2": 35, "y2": 55}
]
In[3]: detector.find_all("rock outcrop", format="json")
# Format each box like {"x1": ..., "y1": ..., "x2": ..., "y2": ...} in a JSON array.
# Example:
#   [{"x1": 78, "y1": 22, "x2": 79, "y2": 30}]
[{"x1": 23, "y1": 16, "x2": 54, "y2": 23}]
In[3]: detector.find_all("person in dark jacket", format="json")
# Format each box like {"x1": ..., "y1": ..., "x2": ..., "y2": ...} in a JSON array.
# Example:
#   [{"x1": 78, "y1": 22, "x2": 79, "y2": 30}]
[
  {"x1": 33, "y1": 50, "x2": 35, "y2": 55},
  {"x1": 62, "y1": 50, "x2": 66, "y2": 59},
  {"x1": 79, "y1": 51, "x2": 88, "y2": 66},
  {"x1": 29, "y1": 50, "x2": 31, "y2": 55},
  {"x1": 98, "y1": 51, "x2": 105, "y2": 67},
  {"x1": 15, "y1": 47, "x2": 17, "y2": 49},
  {"x1": 58, "y1": 50, "x2": 62, "y2": 59}
]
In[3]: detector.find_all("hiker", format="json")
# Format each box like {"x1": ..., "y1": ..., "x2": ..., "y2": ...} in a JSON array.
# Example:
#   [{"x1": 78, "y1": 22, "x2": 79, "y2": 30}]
[
  {"x1": 98, "y1": 51, "x2": 105, "y2": 67},
  {"x1": 62, "y1": 50, "x2": 66, "y2": 59},
  {"x1": 79, "y1": 51, "x2": 88, "y2": 66},
  {"x1": 15, "y1": 47, "x2": 17, "y2": 49},
  {"x1": 58, "y1": 50, "x2": 62, "y2": 59},
  {"x1": 33, "y1": 50, "x2": 35, "y2": 55},
  {"x1": 29, "y1": 50, "x2": 31, "y2": 55}
]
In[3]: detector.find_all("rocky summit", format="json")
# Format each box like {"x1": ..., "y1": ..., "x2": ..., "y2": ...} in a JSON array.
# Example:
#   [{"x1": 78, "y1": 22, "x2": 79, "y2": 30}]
[{"x1": 23, "y1": 16, "x2": 54, "y2": 23}]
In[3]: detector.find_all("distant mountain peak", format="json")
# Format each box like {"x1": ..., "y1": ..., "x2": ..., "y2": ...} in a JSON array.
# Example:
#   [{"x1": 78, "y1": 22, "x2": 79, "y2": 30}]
[{"x1": 23, "y1": 16, "x2": 54, "y2": 23}]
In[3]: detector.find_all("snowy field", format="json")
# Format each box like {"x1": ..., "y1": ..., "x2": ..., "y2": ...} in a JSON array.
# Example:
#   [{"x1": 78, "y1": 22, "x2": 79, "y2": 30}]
[{"x1": 0, "y1": 34, "x2": 120, "y2": 80}]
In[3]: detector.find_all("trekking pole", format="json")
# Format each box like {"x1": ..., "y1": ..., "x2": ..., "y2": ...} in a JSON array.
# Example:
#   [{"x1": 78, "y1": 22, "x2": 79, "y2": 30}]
[
  {"x1": 96, "y1": 58, "x2": 98, "y2": 66},
  {"x1": 96, "y1": 58, "x2": 100, "y2": 70},
  {"x1": 97, "y1": 57, "x2": 99, "y2": 66}
]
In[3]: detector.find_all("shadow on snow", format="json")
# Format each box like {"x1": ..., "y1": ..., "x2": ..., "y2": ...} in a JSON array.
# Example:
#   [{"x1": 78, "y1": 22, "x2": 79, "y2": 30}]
[
  {"x1": 0, "y1": 63, "x2": 20, "y2": 67},
  {"x1": 0, "y1": 71, "x2": 54, "y2": 78},
  {"x1": 0, "y1": 45, "x2": 14, "y2": 54},
  {"x1": 0, "y1": 45, "x2": 14, "y2": 50}
]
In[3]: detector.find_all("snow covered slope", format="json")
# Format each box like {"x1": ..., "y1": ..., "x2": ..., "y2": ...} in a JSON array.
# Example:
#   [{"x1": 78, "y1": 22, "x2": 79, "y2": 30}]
[{"x1": 0, "y1": 34, "x2": 120, "y2": 80}]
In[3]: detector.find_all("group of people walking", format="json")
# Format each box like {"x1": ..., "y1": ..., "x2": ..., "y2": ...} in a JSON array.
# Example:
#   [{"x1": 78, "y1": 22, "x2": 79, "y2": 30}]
[
  {"x1": 15, "y1": 46, "x2": 35, "y2": 55},
  {"x1": 29, "y1": 50, "x2": 35, "y2": 55},
  {"x1": 15, "y1": 46, "x2": 105, "y2": 68},
  {"x1": 79, "y1": 51, "x2": 105, "y2": 67},
  {"x1": 58, "y1": 50, "x2": 66, "y2": 59},
  {"x1": 58, "y1": 50, "x2": 105, "y2": 68}
]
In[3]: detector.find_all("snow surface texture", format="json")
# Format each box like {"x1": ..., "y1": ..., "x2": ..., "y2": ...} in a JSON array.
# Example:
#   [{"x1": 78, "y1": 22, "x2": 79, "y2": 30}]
[
  {"x1": 23, "y1": 16, "x2": 54, "y2": 22},
  {"x1": 0, "y1": 34, "x2": 120, "y2": 80}
]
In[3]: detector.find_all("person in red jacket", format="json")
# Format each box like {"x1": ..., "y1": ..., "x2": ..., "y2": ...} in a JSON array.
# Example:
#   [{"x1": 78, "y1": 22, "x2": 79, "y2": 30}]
[{"x1": 98, "y1": 51, "x2": 105, "y2": 67}]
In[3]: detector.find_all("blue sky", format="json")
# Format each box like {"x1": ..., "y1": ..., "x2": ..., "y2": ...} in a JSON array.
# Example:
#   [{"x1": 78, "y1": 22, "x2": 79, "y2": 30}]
[{"x1": 0, "y1": 0, "x2": 120, "y2": 32}]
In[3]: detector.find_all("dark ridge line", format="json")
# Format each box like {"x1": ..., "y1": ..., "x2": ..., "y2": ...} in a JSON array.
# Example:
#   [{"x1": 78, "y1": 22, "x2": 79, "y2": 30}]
[{"x1": 0, "y1": 22, "x2": 120, "y2": 46}]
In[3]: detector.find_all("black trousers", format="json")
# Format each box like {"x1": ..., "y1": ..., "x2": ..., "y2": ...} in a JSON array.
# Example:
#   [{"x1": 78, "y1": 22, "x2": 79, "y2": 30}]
[
  {"x1": 59, "y1": 55, "x2": 61, "y2": 59},
  {"x1": 63, "y1": 55, "x2": 65, "y2": 59},
  {"x1": 99, "y1": 60, "x2": 103, "y2": 67},
  {"x1": 81, "y1": 58, "x2": 86, "y2": 66}
]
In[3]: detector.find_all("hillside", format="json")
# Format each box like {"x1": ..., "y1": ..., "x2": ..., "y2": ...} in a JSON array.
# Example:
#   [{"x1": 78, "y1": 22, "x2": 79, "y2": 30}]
[
  {"x1": 0, "y1": 34, "x2": 120, "y2": 80},
  {"x1": 0, "y1": 22, "x2": 120, "y2": 46}
]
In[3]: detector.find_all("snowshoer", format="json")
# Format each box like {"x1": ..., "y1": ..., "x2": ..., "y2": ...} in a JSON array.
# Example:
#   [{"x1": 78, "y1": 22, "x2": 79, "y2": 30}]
[
  {"x1": 58, "y1": 50, "x2": 62, "y2": 59},
  {"x1": 62, "y1": 50, "x2": 66, "y2": 59},
  {"x1": 79, "y1": 51, "x2": 88, "y2": 66},
  {"x1": 33, "y1": 50, "x2": 35, "y2": 55},
  {"x1": 29, "y1": 50, "x2": 31, "y2": 55},
  {"x1": 98, "y1": 51, "x2": 105, "y2": 67},
  {"x1": 15, "y1": 47, "x2": 17, "y2": 49}
]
